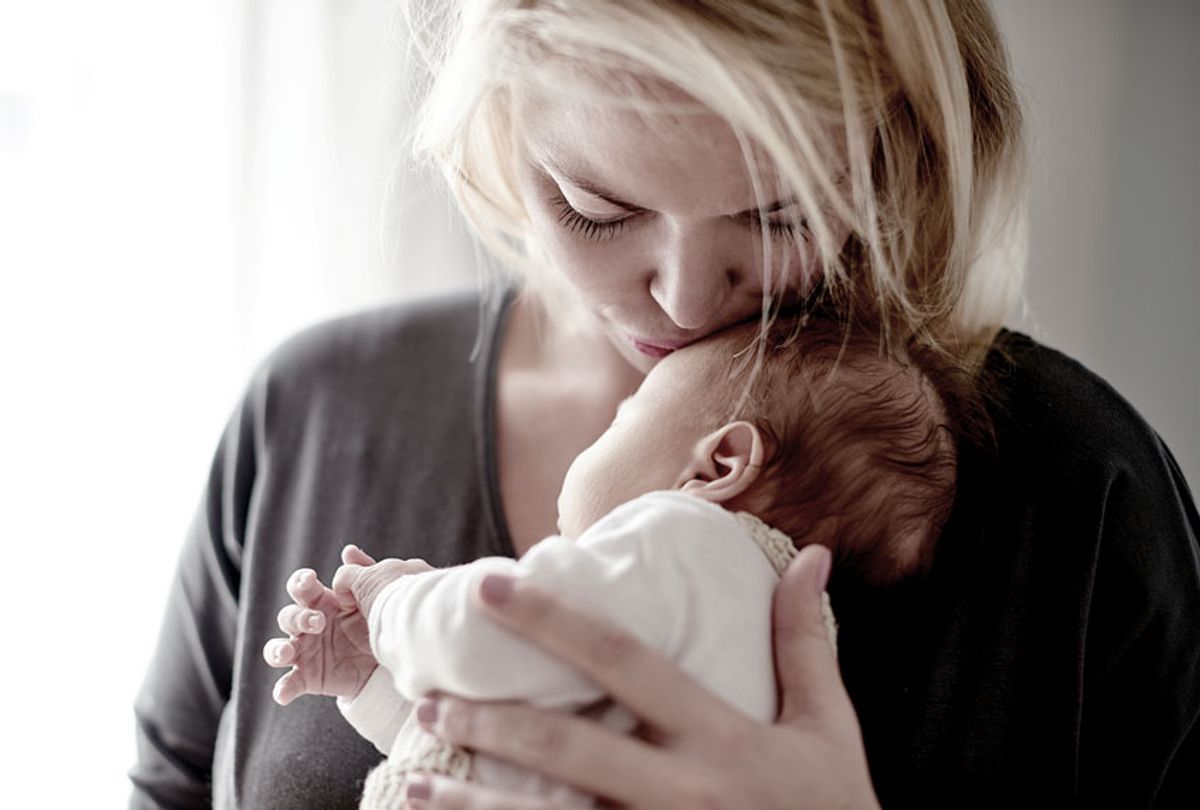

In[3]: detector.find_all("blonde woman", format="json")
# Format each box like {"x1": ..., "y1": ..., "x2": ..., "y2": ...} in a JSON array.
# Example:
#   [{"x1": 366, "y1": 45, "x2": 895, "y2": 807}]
[{"x1": 130, "y1": 2, "x2": 1199, "y2": 809}]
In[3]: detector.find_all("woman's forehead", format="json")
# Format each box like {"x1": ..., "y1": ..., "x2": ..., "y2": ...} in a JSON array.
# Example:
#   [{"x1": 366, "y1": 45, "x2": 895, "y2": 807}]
[{"x1": 516, "y1": 88, "x2": 790, "y2": 215}]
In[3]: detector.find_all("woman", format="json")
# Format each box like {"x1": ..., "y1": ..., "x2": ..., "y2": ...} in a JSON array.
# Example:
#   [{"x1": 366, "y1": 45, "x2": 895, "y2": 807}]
[{"x1": 130, "y1": 1, "x2": 1200, "y2": 808}]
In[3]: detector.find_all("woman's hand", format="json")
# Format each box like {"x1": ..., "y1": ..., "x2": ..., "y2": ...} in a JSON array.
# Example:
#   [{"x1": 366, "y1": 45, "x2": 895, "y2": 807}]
[{"x1": 403, "y1": 544, "x2": 881, "y2": 810}]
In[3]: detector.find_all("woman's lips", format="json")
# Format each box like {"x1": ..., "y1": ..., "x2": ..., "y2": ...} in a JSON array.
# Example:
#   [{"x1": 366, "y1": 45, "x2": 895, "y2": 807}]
[{"x1": 629, "y1": 336, "x2": 692, "y2": 359}]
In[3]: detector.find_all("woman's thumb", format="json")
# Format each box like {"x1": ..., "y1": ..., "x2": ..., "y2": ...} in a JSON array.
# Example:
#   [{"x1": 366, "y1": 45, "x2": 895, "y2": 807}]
[{"x1": 773, "y1": 543, "x2": 850, "y2": 726}]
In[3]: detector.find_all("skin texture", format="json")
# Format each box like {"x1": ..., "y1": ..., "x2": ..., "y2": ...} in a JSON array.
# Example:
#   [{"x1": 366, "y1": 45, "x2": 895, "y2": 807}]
[
  {"x1": 555, "y1": 345, "x2": 762, "y2": 538},
  {"x1": 264, "y1": 546, "x2": 433, "y2": 704},
  {"x1": 407, "y1": 545, "x2": 878, "y2": 810},
  {"x1": 265, "y1": 547, "x2": 880, "y2": 809},
  {"x1": 512, "y1": 86, "x2": 847, "y2": 376},
  {"x1": 264, "y1": 341, "x2": 768, "y2": 703},
  {"x1": 266, "y1": 82, "x2": 879, "y2": 806},
  {"x1": 496, "y1": 83, "x2": 850, "y2": 549},
  {"x1": 422, "y1": 87, "x2": 874, "y2": 808}
]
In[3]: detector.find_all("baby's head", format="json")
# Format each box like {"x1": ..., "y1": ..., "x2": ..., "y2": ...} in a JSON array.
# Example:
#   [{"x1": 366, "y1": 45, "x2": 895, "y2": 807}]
[{"x1": 557, "y1": 317, "x2": 960, "y2": 585}]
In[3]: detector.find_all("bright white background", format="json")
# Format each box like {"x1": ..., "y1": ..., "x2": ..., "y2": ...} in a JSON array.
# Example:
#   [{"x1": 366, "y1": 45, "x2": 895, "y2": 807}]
[
  {"x1": 0, "y1": 1, "x2": 1196, "y2": 806},
  {"x1": 0, "y1": 0, "x2": 475, "y2": 803}
]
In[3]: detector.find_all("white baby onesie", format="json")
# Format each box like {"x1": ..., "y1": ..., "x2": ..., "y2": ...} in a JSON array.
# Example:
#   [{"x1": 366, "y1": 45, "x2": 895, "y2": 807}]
[{"x1": 339, "y1": 490, "x2": 834, "y2": 808}]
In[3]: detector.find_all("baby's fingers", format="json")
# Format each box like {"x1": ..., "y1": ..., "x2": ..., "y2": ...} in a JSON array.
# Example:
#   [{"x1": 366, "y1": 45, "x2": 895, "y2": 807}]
[
  {"x1": 332, "y1": 563, "x2": 367, "y2": 607},
  {"x1": 277, "y1": 603, "x2": 326, "y2": 636},
  {"x1": 272, "y1": 668, "x2": 308, "y2": 706},
  {"x1": 286, "y1": 568, "x2": 326, "y2": 608},
  {"x1": 262, "y1": 637, "x2": 297, "y2": 669},
  {"x1": 342, "y1": 544, "x2": 376, "y2": 567}
]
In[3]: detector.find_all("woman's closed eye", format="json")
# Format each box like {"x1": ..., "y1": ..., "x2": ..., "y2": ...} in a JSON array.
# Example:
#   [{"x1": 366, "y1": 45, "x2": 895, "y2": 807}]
[
  {"x1": 549, "y1": 192, "x2": 633, "y2": 241},
  {"x1": 549, "y1": 190, "x2": 810, "y2": 244},
  {"x1": 747, "y1": 212, "x2": 811, "y2": 240}
]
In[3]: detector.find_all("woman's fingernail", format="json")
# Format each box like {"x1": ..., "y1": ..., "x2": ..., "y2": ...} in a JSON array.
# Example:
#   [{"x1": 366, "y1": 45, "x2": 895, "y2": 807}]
[
  {"x1": 814, "y1": 545, "x2": 832, "y2": 591},
  {"x1": 406, "y1": 779, "x2": 431, "y2": 801},
  {"x1": 480, "y1": 574, "x2": 513, "y2": 605},
  {"x1": 416, "y1": 697, "x2": 440, "y2": 726}
]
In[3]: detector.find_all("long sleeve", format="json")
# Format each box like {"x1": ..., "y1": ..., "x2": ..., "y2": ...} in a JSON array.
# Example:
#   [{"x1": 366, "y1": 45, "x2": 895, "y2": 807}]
[
  {"x1": 368, "y1": 491, "x2": 780, "y2": 719},
  {"x1": 337, "y1": 667, "x2": 414, "y2": 755},
  {"x1": 126, "y1": 292, "x2": 521, "y2": 809},
  {"x1": 1078, "y1": 434, "x2": 1200, "y2": 809},
  {"x1": 128, "y1": 387, "x2": 257, "y2": 809}
]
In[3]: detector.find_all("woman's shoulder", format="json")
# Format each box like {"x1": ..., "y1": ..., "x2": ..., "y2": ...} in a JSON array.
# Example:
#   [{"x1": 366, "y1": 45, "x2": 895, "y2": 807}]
[
  {"x1": 985, "y1": 330, "x2": 1180, "y2": 476},
  {"x1": 262, "y1": 290, "x2": 498, "y2": 383},
  {"x1": 231, "y1": 289, "x2": 512, "y2": 445},
  {"x1": 251, "y1": 289, "x2": 507, "y2": 401},
  {"x1": 972, "y1": 329, "x2": 1197, "y2": 567}
]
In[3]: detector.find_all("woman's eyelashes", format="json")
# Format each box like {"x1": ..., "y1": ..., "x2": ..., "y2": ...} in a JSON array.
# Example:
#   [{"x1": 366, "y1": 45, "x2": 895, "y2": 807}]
[
  {"x1": 743, "y1": 196, "x2": 811, "y2": 239},
  {"x1": 748, "y1": 214, "x2": 810, "y2": 240},
  {"x1": 550, "y1": 193, "x2": 631, "y2": 241},
  {"x1": 549, "y1": 190, "x2": 808, "y2": 244}
]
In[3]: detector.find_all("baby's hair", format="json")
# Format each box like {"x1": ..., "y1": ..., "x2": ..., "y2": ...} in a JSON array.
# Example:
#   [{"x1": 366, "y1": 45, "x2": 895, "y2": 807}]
[{"x1": 696, "y1": 316, "x2": 973, "y2": 585}]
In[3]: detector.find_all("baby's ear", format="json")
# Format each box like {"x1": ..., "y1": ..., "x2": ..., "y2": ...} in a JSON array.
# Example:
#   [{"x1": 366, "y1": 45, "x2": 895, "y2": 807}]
[{"x1": 678, "y1": 421, "x2": 765, "y2": 505}]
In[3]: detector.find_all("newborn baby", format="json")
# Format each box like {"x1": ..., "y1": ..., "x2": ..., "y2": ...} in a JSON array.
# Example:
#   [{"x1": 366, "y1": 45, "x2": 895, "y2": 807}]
[{"x1": 264, "y1": 316, "x2": 959, "y2": 808}]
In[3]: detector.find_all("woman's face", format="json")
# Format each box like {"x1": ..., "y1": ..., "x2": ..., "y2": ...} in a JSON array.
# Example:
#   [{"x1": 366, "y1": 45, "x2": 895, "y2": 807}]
[{"x1": 513, "y1": 86, "x2": 846, "y2": 374}]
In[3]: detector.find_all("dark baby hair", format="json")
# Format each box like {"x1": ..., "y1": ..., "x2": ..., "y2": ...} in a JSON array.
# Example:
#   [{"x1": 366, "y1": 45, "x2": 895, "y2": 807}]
[{"x1": 699, "y1": 316, "x2": 970, "y2": 585}]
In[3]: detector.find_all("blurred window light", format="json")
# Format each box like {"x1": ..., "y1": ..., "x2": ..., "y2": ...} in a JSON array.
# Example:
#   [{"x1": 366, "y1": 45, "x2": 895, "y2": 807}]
[{"x1": 1, "y1": 3, "x2": 241, "y2": 806}]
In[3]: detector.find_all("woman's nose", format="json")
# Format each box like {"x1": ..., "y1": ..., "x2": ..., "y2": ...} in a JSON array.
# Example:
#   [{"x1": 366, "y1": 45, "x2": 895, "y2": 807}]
[{"x1": 649, "y1": 229, "x2": 742, "y2": 330}]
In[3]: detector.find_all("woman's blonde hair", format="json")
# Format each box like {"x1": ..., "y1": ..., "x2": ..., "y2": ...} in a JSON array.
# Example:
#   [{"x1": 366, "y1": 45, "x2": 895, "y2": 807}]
[{"x1": 402, "y1": 0, "x2": 1028, "y2": 364}]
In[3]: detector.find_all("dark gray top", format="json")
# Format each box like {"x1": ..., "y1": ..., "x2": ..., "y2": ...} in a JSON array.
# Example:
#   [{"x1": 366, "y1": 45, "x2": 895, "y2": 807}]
[{"x1": 130, "y1": 290, "x2": 1200, "y2": 809}]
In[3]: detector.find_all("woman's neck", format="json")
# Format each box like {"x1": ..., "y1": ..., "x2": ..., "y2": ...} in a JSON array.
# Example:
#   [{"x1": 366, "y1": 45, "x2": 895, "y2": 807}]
[{"x1": 495, "y1": 293, "x2": 643, "y2": 555}]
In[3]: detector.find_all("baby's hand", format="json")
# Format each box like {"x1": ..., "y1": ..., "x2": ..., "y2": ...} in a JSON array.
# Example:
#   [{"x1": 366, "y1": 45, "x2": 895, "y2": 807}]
[
  {"x1": 263, "y1": 545, "x2": 382, "y2": 705},
  {"x1": 332, "y1": 554, "x2": 435, "y2": 618}
]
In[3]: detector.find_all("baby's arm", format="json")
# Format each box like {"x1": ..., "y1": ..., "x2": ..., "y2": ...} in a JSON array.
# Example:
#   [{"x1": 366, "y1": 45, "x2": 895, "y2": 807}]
[
  {"x1": 264, "y1": 547, "x2": 437, "y2": 752},
  {"x1": 368, "y1": 494, "x2": 771, "y2": 708},
  {"x1": 336, "y1": 663, "x2": 413, "y2": 754}
]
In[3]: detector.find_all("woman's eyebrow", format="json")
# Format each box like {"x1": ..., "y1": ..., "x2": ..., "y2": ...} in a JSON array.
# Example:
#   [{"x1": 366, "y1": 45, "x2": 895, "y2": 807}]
[
  {"x1": 537, "y1": 159, "x2": 642, "y2": 210},
  {"x1": 753, "y1": 196, "x2": 799, "y2": 214},
  {"x1": 536, "y1": 158, "x2": 798, "y2": 216}
]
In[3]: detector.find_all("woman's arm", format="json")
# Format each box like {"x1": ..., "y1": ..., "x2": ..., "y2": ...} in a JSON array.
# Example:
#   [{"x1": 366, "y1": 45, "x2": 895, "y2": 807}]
[
  {"x1": 128, "y1": 395, "x2": 255, "y2": 809},
  {"x1": 402, "y1": 543, "x2": 881, "y2": 810},
  {"x1": 1077, "y1": 436, "x2": 1200, "y2": 808}
]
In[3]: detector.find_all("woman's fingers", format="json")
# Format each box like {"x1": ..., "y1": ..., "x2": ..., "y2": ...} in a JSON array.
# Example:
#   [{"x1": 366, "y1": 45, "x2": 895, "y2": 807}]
[
  {"x1": 407, "y1": 772, "x2": 571, "y2": 810},
  {"x1": 416, "y1": 695, "x2": 687, "y2": 807},
  {"x1": 771, "y1": 544, "x2": 853, "y2": 727},
  {"x1": 277, "y1": 603, "x2": 325, "y2": 636},
  {"x1": 473, "y1": 575, "x2": 742, "y2": 738}
]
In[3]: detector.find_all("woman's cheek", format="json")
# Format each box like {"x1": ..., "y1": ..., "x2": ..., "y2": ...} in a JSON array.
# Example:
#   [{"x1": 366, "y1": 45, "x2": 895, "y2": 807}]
[{"x1": 541, "y1": 232, "x2": 635, "y2": 298}]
